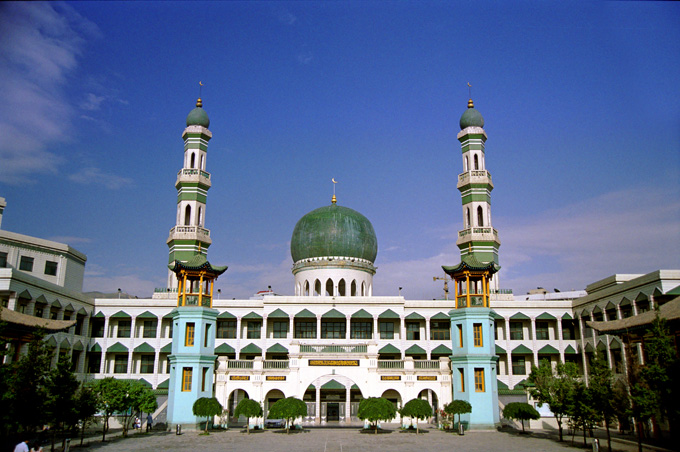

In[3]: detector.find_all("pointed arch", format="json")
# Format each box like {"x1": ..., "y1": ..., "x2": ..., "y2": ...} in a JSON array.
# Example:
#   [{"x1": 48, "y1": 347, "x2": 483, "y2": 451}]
[
  {"x1": 338, "y1": 279, "x2": 346, "y2": 296},
  {"x1": 474, "y1": 154, "x2": 479, "y2": 170},
  {"x1": 200, "y1": 155, "x2": 205, "y2": 170},
  {"x1": 466, "y1": 208, "x2": 471, "y2": 228},
  {"x1": 464, "y1": 156, "x2": 469, "y2": 171},
  {"x1": 361, "y1": 282, "x2": 366, "y2": 296},
  {"x1": 184, "y1": 205, "x2": 191, "y2": 226},
  {"x1": 351, "y1": 280, "x2": 357, "y2": 297},
  {"x1": 477, "y1": 206, "x2": 484, "y2": 227},
  {"x1": 325, "y1": 279, "x2": 333, "y2": 296},
  {"x1": 314, "y1": 279, "x2": 321, "y2": 296},
  {"x1": 190, "y1": 153, "x2": 196, "y2": 169},
  {"x1": 197, "y1": 206, "x2": 202, "y2": 226}
]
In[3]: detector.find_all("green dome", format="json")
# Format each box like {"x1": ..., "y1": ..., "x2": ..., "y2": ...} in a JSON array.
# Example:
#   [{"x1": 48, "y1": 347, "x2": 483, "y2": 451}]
[
  {"x1": 459, "y1": 100, "x2": 484, "y2": 129},
  {"x1": 291, "y1": 204, "x2": 378, "y2": 263},
  {"x1": 186, "y1": 98, "x2": 210, "y2": 128}
]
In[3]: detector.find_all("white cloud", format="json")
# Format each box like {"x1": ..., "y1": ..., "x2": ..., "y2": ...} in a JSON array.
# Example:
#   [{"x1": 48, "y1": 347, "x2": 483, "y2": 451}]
[
  {"x1": 68, "y1": 167, "x2": 133, "y2": 190},
  {"x1": 279, "y1": 12, "x2": 297, "y2": 25},
  {"x1": 83, "y1": 273, "x2": 163, "y2": 298},
  {"x1": 0, "y1": 3, "x2": 99, "y2": 184},
  {"x1": 80, "y1": 93, "x2": 105, "y2": 111},
  {"x1": 47, "y1": 235, "x2": 92, "y2": 245},
  {"x1": 372, "y1": 186, "x2": 679, "y2": 299},
  {"x1": 297, "y1": 51, "x2": 313, "y2": 65}
]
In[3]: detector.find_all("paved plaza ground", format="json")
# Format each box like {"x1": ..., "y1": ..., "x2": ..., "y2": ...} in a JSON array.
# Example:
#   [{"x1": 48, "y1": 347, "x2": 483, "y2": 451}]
[{"x1": 80, "y1": 426, "x2": 670, "y2": 452}]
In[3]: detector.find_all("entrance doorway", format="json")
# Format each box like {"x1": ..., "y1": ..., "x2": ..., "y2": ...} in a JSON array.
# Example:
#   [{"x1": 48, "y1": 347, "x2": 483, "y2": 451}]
[{"x1": 327, "y1": 403, "x2": 340, "y2": 421}]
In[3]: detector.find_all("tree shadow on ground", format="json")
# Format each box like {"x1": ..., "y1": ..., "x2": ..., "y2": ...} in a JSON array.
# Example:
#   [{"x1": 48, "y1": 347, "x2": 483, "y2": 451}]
[{"x1": 359, "y1": 428, "x2": 393, "y2": 434}]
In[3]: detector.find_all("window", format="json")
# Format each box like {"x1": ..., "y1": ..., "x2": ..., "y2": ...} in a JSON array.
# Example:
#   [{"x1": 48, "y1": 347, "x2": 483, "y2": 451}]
[
  {"x1": 87, "y1": 353, "x2": 101, "y2": 373},
  {"x1": 247, "y1": 321, "x2": 261, "y2": 339},
  {"x1": 379, "y1": 322, "x2": 394, "y2": 339},
  {"x1": 185, "y1": 323, "x2": 195, "y2": 346},
  {"x1": 114, "y1": 355, "x2": 128, "y2": 374},
  {"x1": 201, "y1": 367, "x2": 209, "y2": 391},
  {"x1": 0, "y1": 252, "x2": 7, "y2": 267},
  {"x1": 474, "y1": 368, "x2": 485, "y2": 392},
  {"x1": 459, "y1": 368, "x2": 465, "y2": 392},
  {"x1": 44, "y1": 261, "x2": 58, "y2": 276},
  {"x1": 430, "y1": 321, "x2": 450, "y2": 340},
  {"x1": 217, "y1": 320, "x2": 236, "y2": 338},
  {"x1": 406, "y1": 322, "x2": 420, "y2": 340},
  {"x1": 204, "y1": 323, "x2": 211, "y2": 347},
  {"x1": 166, "y1": 357, "x2": 171, "y2": 374},
  {"x1": 182, "y1": 367, "x2": 192, "y2": 391},
  {"x1": 294, "y1": 321, "x2": 316, "y2": 339},
  {"x1": 350, "y1": 321, "x2": 372, "y2": 339},
  {"x1": 140, "y1": 355, "x2": 154, "y2": 374},
  {"x1": 142, "y1": 320, "x2": 157, "y2": 338},
  {"x1": 19, "y1": 256, "x2": 34, "y2": 272},
  {"x1": 561, "y1": 320, "x2": 574, "y2": 340},
  {"x1": 512, "y1": 356, "x2": 526, "y2": 375},
  {"x1": 75, "y1": 316, "x2": 84, "y2": 335},
  {"x1": 321, "y1": 321, "x2": 345, "y2": 339},
  {"x1": 117, "y1": 320, "x2": 131, "y2": 338},
  {"x1": 536, "y1": 321, "x2": 549, "y2": 340},
  {"x1": 91, "y1": 319, "x2": 104, "y2": 337},
  {"x1": 473, "y1": 323, "x2": 483, "y2": 347},
  {"x1": 457, "y1": 324, "x2": 463, "y2": 347},
  {"x1": 477, "y1": 206, "x2": 484, "y2": 227},
  {"x1": 184, "y1": 205, "x2": 191, "y2": 225},
  {"x1": 273, "y1": 321, "x2": 288, "y2": 338},
  {"x1": 35, "y1": 306, "x2": 44, "y2": 318},
  {"x1": 50, "y1": 308, "x2": 59, "y2": 320},
  {"x1": 509, "y1": 322, "x2": 523, "y2": 340}
]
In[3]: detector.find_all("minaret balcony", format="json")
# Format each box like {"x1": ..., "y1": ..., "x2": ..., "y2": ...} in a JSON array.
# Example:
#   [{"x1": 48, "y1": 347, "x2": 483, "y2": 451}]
[
  {"x1": 176, "y1": 168, "x2": 211, "y2": 188},
  {"x1": 167, "y1": 225, "x2": 212, "y2": 244},
  {"x1": 457, "y1": 170, "x2": 493, "y2": 189},
  {"x1": 456, "y1": 227, "x2": 499, "y2": 246}
]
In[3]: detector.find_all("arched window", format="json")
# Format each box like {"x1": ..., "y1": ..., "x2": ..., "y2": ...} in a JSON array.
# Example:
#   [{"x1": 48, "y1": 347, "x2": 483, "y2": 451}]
[
  {"x1": 477, "y1": 206, "x2": 484, "y2": 227},
  {"x1": 474, "y1": 154, "x2": 479, "y2": 170},
  {"x1": 200, "y1": 155, "x2": 204, "y2": 170},
  {"x1": 351, "y1": 280, "x2": 357, "y2": 296},
  {"x1": 190, "y1": 153, "x2": 196, "y2": 169},
  {"x1": 197, "y1": 206, "x2": 202, "y2": 226},
  {"x1": 464, "y1": 156, "x2": 469, "y2": 172},
  {"x1": 184, "y1": 205, "x2": 191, "y2": 226},
  {"x1": 304, "y1": 281, "x2": 310, "y2": 296},
  {"x1": 325, "y1": 279, "x2": 333, "y2": 296},
  {"x1": 314, "y1": 279, "x2": 321, "y2": 296},
  {"x1": 338, "y1": 279, "x2": 346, "y2": 296},
  {"x1": 361, "y1": 282, "x2": 366, "y2": 296},
  {"x1": 466, "y1": 208, "x2": 471, "y2": 228}
]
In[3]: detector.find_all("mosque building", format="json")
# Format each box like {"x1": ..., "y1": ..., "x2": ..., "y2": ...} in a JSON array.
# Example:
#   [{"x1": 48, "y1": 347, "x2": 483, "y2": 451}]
[{"x1": 1, "y1": 97, "x2": 678, "y2": 430}]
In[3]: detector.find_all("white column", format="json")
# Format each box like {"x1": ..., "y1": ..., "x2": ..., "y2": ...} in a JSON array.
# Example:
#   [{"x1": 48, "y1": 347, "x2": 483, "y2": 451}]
[
  {"x1": 373, "y1": 316, "x2": 378, "y2": 341},
  {"x1": 315, "y1": 385, "x2": 321, "y2": 424},
  {"x1": 317, "y1": 316, "x2": 322, "y2": 340},
  {"x1": 236, "y1": 317, "x2": 242, "y2": 359},
  {"x1": 345, "y1": 385, "x2": 351, "y2": 424},
  {"x1": 400, "y1": 316, "x2": 406, "y2": 359},
  {"x1": 346, "y1": 316, "x2": 351, "y2": 340}
]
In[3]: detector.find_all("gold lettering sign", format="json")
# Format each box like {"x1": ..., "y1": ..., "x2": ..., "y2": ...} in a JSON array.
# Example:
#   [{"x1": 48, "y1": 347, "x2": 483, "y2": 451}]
[
  {"x1": 266, "y1": 376, "x2": 286, "y2": 381},
  {"x1": 381, "y1": 376, "x2": 401, "y2": 381},
  {"x1": 309, "y1": 359, "x2": 359, "y2": 366},
  {"x1": 417, "y1": 376, "x2": 437, "y2": 381},
  {"x1": 230, "y1": 375, "x2": 250, "y2": 381}
]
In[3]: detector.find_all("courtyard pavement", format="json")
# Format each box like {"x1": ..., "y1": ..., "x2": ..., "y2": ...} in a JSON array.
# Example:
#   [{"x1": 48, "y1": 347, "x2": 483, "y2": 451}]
[{"x1": 78, "y1": 426, "x2": 670, "y2": 452}]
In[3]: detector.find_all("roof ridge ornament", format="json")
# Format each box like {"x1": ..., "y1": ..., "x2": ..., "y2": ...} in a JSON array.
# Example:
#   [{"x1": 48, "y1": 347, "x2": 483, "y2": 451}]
[{"x1": 467, "y1": 82, "x2": 474, "y2": 108}]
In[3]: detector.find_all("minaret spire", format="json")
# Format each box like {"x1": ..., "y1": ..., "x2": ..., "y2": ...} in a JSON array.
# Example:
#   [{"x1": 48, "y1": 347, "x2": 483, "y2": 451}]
[{"x1": 166, "y1": 97, "x2": 214, "y2": 289}]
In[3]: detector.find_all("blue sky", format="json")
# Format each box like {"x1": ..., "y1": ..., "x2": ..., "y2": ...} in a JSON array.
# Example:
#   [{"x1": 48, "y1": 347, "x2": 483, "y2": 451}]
[{"x1": 0, "y1": 1, "x2": 678, "y2": 299}]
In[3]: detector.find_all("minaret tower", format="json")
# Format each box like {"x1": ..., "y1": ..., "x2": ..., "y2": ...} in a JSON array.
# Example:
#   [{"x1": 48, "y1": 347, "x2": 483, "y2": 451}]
[
  {"x1": 166, "y1": 98, "x2": 213, "y2": 289},
  {"x1": 454, "y1": 98, "x2": 501, "y2": 291},
  {"x1": 442, "y1": 95, "x2": 501, "y2": 430}
]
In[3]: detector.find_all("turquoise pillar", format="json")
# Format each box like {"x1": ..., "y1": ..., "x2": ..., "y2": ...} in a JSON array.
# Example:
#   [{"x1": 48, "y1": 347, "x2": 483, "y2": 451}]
[
  {"x1": 449, "y1": 307, "x2": 500, "y2": 429},
  {"x1": 167, "y1": 306, "x2": 218, "y2": 429}
]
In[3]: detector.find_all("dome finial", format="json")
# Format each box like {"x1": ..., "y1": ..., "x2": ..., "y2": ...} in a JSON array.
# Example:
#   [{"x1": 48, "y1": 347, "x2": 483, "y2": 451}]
[
  {"x1": 331, "y1": 178, "x2": 338, "y2": 204},
  {"x1": 197, "y1": 81, "x2": 204, "y2": 107},
  {"x1": 196, "y1": 98, "x2": 203, "y2": 108},
  {"x1": 467, "y1": 82, "x2": 474, "y2": 108}
]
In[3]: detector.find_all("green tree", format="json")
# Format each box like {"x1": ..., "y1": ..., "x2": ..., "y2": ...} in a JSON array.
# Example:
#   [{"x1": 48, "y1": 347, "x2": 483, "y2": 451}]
[
  {"x1": 233, "y1": 398, "x2": 263, "y2": 434},
  {"x1": 357, "y1": 397, "x2": 396, "y2": 434},
  {"x1": 567, "y1": 381, "x2": 600, "y2": 447},
  {"x1": 267, "y1": 397, "x2": 307, "y2": 433},
  {"x1": 45, "y1": 357, "x2": 79, "y2": 450},
  {"x1": 399, "y1": 398, "x2": 432, "y2": 434},
  {"x1": 444, "y1": 399, "x2": 471, "y2": 431},
  {"x1": 88, "y1": 378, "x2": 156, "y2": 440},
  {"x1": 611, "y1": 378, "x2": 631, "y2": 434},
  {"x1": 88, "y1": 377, "x2": 121, "y2": 441},
  {"x1": 193, "y1": 397, "x2": 223, "y2": 433},
  {"x1": 503, "y1": 402, "x2": 540, "y2": 433},
  {"x1": 588, "y1": 352, "x2": 615, "y2": 452},
  {"x1": 528, "y1": 359, "x2": 578, "y2": 441},
  {"x1": 74, "y1": 384, "x2": 99, "y2": 446},
  {"x1": 4, "y1": 330, "x2": 52, "y2": 433},
  {"x1": 639, "y1": 314, "x2": 679, "y2": 436}
]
